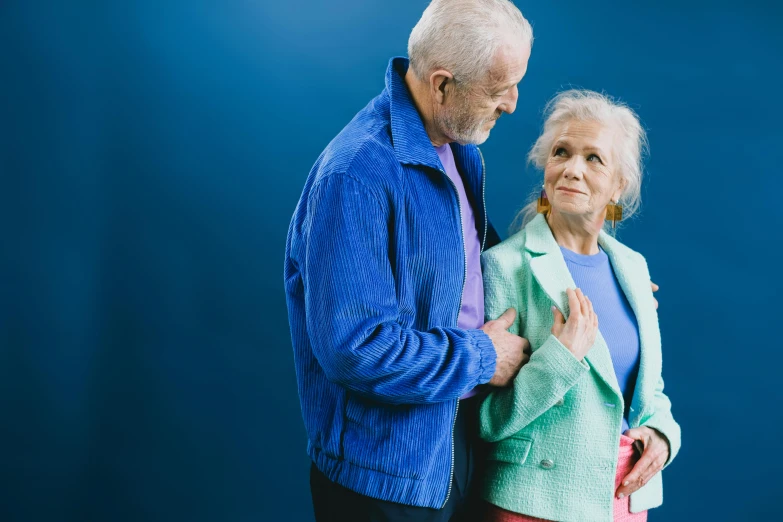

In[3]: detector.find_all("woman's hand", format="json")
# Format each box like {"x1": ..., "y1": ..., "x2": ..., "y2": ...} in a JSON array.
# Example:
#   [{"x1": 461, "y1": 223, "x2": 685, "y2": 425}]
[
  {"x1": 651, "y1": 281, "x2": 659, "y2": 309},
  {"x1": 616, "y1": 427, "x2": 670, "y2": 498},
  {"x1": 550, "y1": 288, "x2": 598, "y2": 360}
]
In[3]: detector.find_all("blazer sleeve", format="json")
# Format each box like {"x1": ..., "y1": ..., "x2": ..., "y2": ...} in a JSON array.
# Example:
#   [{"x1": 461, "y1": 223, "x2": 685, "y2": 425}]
[
  {"x1": 640, "y1": 376, "x2": 681, "y2": 467},
  {"x1": 478, "y1": 247, "x2": 589, "y2": 442},
  {"x1": 631, "y1": 250, "x2": 681, "y2": 467},
  {"x1": 301, "y1": 172, "x2": 497, "y2": 405}
]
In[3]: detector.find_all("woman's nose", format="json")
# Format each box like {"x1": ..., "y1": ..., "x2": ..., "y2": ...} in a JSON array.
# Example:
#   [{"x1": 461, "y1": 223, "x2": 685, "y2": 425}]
[{"x1": 563, "y1": 156, "x2": 585, "y2": 179}]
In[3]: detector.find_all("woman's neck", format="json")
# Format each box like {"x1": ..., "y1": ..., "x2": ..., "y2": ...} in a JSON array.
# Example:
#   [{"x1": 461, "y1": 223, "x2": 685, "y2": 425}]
[{"x1": 546, "y1": 211, "x2": 603, "y2": 255}]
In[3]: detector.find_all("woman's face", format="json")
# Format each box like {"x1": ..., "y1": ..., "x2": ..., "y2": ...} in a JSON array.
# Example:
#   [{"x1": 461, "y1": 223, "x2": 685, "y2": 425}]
[{"x1": 543, "y1": 119, "x2": 625, "y2": 219}]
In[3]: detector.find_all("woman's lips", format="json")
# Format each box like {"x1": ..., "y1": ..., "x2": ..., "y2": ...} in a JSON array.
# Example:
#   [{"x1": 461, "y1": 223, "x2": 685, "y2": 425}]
[{"x1": 557, "y1": 187, "x2": 585, "y2": 195}]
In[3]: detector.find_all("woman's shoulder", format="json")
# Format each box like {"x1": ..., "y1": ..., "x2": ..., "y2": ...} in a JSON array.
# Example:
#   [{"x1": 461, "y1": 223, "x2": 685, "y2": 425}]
[
  {"x1": 599, "y1": 231, "x2": 650, "y2": 273},
  {"x1": 481, "y1": 228, "x2": 529, "y2": 268}
]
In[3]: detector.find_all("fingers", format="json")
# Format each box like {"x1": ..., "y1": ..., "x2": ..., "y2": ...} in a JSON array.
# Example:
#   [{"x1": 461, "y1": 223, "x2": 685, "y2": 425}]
[
  {"x1": 616, "y1": 430, "x2": 669, "y2": 498},
  {"x1": 571, "y1": 288, "x2": 597, "y2": 328},
  {"x1": 651, "y1": 281, "x2": 659, "y2": 292},
  {"x1": 575, "y1": 288, "x2": 589, "y2": 314},
  {"x1": 617, "y1": 450, "x2": 667, "y2": 497},
  {"x1": 521, "y1": 337, "x2": 532, "y2": 355},
  {"x1": 617, "y1": 456, "x2": 655, "y2": 498},
  {"x1": 583, "y1": 290, "x2": 597, "y2": 327},
  {"x1": 624, "y1": 427, "x2": 644, "y2": 440},
  {"x1": 495, "y1": 308, "x2": 517, "y2": 329},
  {"x1": 566, "y1": 288, "x2": 581, "y2": 316},
  {"x1": 550, "y1": 306, "x2": 564, "y2": 336}
]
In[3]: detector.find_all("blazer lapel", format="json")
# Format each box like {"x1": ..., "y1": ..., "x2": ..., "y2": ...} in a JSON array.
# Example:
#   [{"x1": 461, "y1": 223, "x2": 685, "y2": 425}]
[
  {"x1": 525, "y1": 215, "x2": 622, "y2": 398},
  {"x1": 598, "y1": 232, "x2": 662, "y2": 425}
]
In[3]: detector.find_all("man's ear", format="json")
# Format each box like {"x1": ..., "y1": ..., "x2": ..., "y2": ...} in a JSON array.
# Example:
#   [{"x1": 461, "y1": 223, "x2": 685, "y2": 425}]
[{"x1": 429, "y1": 69, "x2": 454, "y2": 106}]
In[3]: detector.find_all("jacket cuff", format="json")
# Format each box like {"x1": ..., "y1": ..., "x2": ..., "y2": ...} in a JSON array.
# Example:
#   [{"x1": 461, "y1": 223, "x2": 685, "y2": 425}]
[
  {"x1": 641, "y1": 414, "x2": 681, "y2": 467},
  {"x1": 467, "y1": 329, "x2": 497, "y2": 385},
  {"x1": 535, "y1": 334, "x2": 590, "y2": 384}
]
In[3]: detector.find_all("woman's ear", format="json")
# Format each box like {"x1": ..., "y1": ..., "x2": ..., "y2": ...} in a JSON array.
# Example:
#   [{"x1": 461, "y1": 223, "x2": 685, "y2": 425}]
[{"x1": 612, "y1": 175, "x2": 627, "y2": 202}]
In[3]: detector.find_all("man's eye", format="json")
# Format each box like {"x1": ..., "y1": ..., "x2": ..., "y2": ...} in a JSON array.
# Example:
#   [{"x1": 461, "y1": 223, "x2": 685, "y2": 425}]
[
  {"x1": 587, "y1": 154, "x2": 603, "y2": 164},
  {"x1": 554, "y1": 147, "x2": 567, "y2": 157}
]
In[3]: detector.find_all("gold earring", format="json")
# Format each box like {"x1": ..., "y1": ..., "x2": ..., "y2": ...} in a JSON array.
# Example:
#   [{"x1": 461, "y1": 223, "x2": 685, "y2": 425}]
[
  {"x1": 605, "y1": 200, "x2": 623, "y2": 229},
  {"x1": 537, "y1": 185, "x2": 551, "y2": 215}
]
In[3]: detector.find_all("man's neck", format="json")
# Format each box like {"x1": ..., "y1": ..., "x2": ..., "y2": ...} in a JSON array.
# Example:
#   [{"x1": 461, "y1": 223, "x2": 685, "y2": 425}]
[{"x1": 403, "y1": 68, "x2": 451, "y2": 147}]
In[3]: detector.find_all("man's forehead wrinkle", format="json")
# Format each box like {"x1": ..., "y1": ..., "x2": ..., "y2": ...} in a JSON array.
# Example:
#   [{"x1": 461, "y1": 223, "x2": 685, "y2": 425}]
[{"x1": 486, "y1": 62, "x2": 510, "y2": 88}]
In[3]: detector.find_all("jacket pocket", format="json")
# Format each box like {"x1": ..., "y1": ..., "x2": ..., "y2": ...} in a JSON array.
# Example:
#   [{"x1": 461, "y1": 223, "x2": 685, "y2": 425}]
[
  {"x1": 487, "y1": 434, "x2": 532, "y2": 465},
  {"x1": 341, "y1": 395, "x2": 420, "y2": 479}
]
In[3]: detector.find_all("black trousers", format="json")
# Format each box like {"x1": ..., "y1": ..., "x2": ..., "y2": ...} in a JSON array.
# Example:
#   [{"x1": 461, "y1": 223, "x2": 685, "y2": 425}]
[{"x1": 310, "y1": 397, "x2": 485, "y2": 522}]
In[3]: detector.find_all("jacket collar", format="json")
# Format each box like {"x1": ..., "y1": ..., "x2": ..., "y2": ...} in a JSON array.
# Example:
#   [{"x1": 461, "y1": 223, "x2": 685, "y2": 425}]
[
  {"x1": 386, "y1": 57, "x2": 443, "y2": 171},
  {"x1": 385, "y1": 57, "x2": 488, "y2": 246}
]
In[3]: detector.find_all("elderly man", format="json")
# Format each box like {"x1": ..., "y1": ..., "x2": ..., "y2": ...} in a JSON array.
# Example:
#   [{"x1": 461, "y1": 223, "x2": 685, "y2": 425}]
[{"x1": 284, "y1": 1, "x2": 533, "y2": 520}]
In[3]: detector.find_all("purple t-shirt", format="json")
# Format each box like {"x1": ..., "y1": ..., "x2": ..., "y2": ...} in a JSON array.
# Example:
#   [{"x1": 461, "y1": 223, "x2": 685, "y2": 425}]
[{"x1": 435, "y1": 144, "x2": 485, "y2": 399}]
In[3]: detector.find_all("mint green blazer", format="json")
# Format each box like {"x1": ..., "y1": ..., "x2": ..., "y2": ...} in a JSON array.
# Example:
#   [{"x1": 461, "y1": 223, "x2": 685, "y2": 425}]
[{"x1": 479, "y1": 214, "x2": 681, "y2": 522}]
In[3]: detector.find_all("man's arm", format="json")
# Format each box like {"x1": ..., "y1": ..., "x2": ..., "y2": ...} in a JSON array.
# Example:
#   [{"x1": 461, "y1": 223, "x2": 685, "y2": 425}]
[{"x1": 302, "y1": 172, "x2": 497, "y2": 405}]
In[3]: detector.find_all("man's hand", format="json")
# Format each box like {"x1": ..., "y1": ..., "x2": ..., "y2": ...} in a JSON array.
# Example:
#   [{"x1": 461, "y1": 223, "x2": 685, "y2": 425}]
[
  {"x1": 616, "y1": 426, "x2": 670, "y2": 498},
  {"x1": 551, "y1": 288, "x2": 598, "y2": 361},
  {"x1": 651, "y1": 281, "x2": 659, "y2": 309},
  {"x1": 482, "y1": 308, "x2": 531, "y2": 387}
]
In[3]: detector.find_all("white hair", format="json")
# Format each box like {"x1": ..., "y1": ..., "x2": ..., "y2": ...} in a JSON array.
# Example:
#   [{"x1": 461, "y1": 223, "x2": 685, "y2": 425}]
[
  {"x1": 513, "y1": 89, "x2": 649, "y2": 232},
  {"x1": 408, "y1": 0, "x2": 533, "y2": 89}
]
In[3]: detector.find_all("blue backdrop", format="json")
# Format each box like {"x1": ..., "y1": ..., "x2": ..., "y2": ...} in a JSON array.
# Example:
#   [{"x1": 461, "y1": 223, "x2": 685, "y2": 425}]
[{"x1": 2, "y1": 1, "x2": 781, "y2": 521}]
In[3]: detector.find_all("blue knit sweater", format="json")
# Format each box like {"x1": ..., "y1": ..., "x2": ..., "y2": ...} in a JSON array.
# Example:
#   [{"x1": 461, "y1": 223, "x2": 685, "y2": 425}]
[
  {"x1": 559, "y1": 246, "x2": 641, "y2": 432},
  {"x1": 284, "y1": 57, "x2": 501, "y2": 508}
]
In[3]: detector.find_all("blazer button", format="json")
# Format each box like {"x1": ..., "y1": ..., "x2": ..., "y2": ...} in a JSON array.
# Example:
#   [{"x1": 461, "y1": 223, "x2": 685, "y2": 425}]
[
  {"x1": 540, "y1": 459, "x2": 554, "y2": 469},
  {"x1": 555, "y1": 398, "x2": 564, "y2": 406}
]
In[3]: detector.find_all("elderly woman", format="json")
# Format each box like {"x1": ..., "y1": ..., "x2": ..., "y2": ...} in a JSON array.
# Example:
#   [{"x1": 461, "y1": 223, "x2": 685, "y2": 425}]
[{"x1": 479, "y1": 90, "x2": 680, "y2": 522}]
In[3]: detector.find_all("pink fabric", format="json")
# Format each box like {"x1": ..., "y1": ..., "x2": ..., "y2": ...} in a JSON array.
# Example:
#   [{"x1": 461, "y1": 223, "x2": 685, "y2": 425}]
[
  {"x1": 611, "y1": 435, "x2": 648, "y2": 521},
  {"x1": 484, "y1": 435, "x2": 648, "y2": 521}
]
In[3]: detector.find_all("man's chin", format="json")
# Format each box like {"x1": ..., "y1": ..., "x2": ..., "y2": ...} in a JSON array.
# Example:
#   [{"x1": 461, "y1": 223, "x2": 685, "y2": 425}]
[{"x1": 454, "y1": 130, "x2": 491, "y2": 146}]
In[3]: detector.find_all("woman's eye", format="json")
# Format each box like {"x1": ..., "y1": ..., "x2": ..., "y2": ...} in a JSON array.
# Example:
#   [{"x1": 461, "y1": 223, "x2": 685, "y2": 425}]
[
  {"x1": 554, "y1": 147, "x2": 567, "y2": 157},
  {"x1": 587, "y1": 154, "x2": 603, "y2": 164}
]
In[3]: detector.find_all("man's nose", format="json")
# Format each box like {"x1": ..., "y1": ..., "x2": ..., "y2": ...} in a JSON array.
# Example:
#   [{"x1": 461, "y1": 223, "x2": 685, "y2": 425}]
[{"x1": 499, "y1": 84, "x2": 519, "y2": 114}]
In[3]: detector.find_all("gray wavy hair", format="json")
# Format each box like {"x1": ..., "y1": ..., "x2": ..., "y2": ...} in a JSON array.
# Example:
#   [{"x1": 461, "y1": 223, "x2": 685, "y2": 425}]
[
  {"x1": 513, "y1": 89, "x2": 649, "y2": 232},
  {"x1": 408, "y1": 0, "x2": 533, "y2": 89}
]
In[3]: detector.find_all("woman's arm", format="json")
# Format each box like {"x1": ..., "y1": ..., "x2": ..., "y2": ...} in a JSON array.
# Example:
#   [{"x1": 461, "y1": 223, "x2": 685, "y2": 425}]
[
  {"x1": 479, "y1": 333, "x2": 589, "y2": 442},
  {"x1": 479, "y1": 250, "x2": 594, "y2": 442},
  {"x1": 639, "y1": 376, "x2": 681, "y2": 466},
  {"x1": 615, "y1": 376, "x2": 680, "y2": 498}
]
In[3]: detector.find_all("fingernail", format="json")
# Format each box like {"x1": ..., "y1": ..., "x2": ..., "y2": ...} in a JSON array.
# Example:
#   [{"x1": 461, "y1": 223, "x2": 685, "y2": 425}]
[
  {"x1": 623, "y1": 481, "x2": 629, "y2": 486},
  {"x1": 618, "y1": 493, "x2": 625, "y2": 499}
]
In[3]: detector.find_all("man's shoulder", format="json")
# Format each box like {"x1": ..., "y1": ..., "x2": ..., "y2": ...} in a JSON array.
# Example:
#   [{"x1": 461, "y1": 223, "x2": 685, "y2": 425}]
[{"x1": 315, "y1": 93, "x2": 399, "y2": 191}]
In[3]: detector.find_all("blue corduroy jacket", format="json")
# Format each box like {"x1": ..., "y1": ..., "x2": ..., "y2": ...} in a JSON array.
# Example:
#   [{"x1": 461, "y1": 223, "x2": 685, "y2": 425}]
[{"x1": 284, "y1": 57, "x2": 501, "y2": 508}]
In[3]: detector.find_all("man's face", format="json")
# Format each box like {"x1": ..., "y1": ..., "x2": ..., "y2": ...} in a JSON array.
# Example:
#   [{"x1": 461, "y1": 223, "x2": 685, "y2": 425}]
[{"x1": 436, "y1": 42, "x2": 530, "y2": 145}]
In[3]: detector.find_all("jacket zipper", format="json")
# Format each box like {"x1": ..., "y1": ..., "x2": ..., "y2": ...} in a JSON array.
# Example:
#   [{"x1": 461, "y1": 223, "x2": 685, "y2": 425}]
[
  {"x1": 477, "y1": 147, "x2": 488, "y2": 252},
  {"x1": 438, "y1": 165, "x2": 467, "y2": 509}
]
